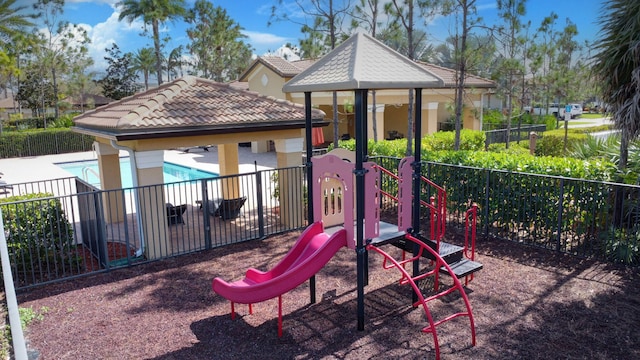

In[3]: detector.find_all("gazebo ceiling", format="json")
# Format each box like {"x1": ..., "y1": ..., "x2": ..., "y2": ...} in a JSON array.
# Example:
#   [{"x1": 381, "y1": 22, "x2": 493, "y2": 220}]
[
  {"x1": 72, "y1": 76, "x2": 327, "y2": 141},
  {"x1": 282, "y1": 32, "x2": 445, "y2": 93}
]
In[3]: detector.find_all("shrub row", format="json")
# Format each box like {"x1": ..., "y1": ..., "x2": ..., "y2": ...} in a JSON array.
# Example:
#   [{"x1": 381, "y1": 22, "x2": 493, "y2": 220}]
[
  {"x1": 1, "y1": 113, "x2": 80, "y2": 131},
  {"x1": 0, "y1": 193, "x2": 81, "y2": 286},
  {"x1": 339, "y1": 130, "x2": 617, "y2": 182}
]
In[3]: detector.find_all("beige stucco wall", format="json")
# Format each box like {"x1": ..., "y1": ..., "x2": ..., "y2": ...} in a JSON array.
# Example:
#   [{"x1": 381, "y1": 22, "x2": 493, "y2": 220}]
[{"x1": 243, "y1": 65, "x2": 290, "y2": 99}]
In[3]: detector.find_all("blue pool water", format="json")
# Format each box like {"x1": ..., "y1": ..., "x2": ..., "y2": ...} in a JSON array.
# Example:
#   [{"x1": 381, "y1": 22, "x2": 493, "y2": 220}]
[{"x1": 56, "y1": 158, "x2": 218, "y2": 189}]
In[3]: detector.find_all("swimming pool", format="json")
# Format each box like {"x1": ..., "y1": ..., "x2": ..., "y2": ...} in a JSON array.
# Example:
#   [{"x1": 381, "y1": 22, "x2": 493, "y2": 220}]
[{"x1": 56, "y1": 158, "x2": 218, "y2": 189}]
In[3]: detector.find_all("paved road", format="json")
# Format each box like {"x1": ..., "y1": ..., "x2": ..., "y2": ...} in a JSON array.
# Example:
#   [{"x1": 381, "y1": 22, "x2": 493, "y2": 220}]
[{"x1": 566, "y1": 116, "x2": 612, "y2": 128}]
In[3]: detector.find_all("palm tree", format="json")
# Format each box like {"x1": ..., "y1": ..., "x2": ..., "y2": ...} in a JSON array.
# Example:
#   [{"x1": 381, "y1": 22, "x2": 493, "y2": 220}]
[
  {"x1": 117, "y1": 0, "x2": 186, "y2": 85},
  {"x1": 0, "y1": 0, "x2": 34, "y2": 42},
  {"x1": 167, "y1": 45, "x2": 183, "y2": 81},
  {"x1": 593, "y1": 0, "x2": 640, "y2": 174},
  {"x1": 0, "y1": 0, "x2": 36, "y2": 77},
  {"x1": 593, "y1": 0, "x2": 640, "y2": 226},
  {"x1": 132, "y1": 47, "x2": 155, "y2": 90}
]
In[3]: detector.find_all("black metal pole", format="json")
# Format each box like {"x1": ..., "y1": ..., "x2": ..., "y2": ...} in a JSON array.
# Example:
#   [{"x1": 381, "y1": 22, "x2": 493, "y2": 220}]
[
  {"x1": 355, "y1": 89, "x2": 368, "y2": 331},
  {"x1": 412, "y1": 88, "x2": 423, "y2": 304},
  {"x1": 412, "y1": 88, "x2": 423, "y2": 235},
  {"x1": 304, "y1": 91, "x2": 316, "y2": 304}
]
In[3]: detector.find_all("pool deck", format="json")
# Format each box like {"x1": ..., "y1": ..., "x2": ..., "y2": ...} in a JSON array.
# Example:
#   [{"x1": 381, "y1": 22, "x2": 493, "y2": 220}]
[{"x1": 0, "y1": 145, "x2": 278, "y2": 186}]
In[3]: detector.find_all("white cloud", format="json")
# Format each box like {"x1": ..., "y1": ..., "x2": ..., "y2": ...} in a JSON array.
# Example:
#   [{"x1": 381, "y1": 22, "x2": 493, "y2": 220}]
[
  {"x1": 65, "y1": 0, "x2": 119, "y2": 6},
  {"x1": 243, "y1": 30, "x2": 293, "y2": 54},
  {"x1": 244, "y1": 30, "x2": 289, "y2": 45},
  {"x1": 81, "y1": 10, "x2": 147, "y2": 75}
]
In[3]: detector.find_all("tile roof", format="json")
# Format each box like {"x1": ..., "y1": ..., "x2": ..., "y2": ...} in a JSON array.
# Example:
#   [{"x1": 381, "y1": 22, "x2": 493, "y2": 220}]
[
  {"x1": 240, "y1": 56, "x2": 317, "y2": 80},
  {"x1": 72, "y1": 76, "x2": 326, "y2": 140},
  {"x1": 417, "y1": 62, "x2": 495, "y2": 88},
  {"x1": 283, "y1": 33, "x2": 445, "y2": 92}
]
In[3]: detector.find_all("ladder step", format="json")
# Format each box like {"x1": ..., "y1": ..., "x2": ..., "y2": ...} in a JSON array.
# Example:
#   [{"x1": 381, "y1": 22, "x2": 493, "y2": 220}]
[
  {"x1": 440, "y1": 259, "x2": 483, "y2": 279},
  {"x1": 390, "y1": 237, "x2": 464, "y2": 263},
  {"x1": 438, "y1": 242, "x2": 464, "y2": 263}
]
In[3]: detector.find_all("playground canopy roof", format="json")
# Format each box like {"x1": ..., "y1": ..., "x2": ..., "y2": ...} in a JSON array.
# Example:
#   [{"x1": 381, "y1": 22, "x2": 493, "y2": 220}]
[{"x1": 282, "y1": 33, "x2": 446, "y2": 93}]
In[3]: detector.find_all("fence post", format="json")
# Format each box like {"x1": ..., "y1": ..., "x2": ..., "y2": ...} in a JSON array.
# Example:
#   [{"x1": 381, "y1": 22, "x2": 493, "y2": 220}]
[
  {"x1": 529, "y1": 132, "x2": 537, "y2": 155},
  {"x1": 202, "y1": 179, "x2": 212, "y2": 249},
  {"x1": 484, "y1": 169, "x2": 491, "y2": 238},
  {"x1": 556, "y1": 178, "x2": 565, "y2": 252},
  {"x1": 256, "y1": 169, "x2": 265, "y2": 239}
]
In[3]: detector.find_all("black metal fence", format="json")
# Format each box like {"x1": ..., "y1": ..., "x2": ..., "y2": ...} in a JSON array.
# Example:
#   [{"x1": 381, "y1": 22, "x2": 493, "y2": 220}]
[
  {"x1": 372, "y1": 156, "x2": 640, "y2": 264},
  {"x1": 0, "y1": 130, "x2": 94, "y2": 158},
  {"x1": 484, "y1": 124, "x2": 547, "y2": 149},
  {"x1": 2, "y1": 156, "x2": 639, "y2": 290},
  {"x1": 0, "y1": 166, "x2": 306, "y2": 289}
]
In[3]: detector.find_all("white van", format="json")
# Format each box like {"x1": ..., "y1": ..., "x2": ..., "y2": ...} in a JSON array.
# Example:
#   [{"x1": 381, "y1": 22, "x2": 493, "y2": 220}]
[{"x1": 565, "y1": 104, "x2": 583, "y2": 119}]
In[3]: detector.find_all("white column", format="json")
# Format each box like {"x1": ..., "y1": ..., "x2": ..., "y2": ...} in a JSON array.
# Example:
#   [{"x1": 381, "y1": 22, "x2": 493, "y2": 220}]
[
  {"x1": 423, "y1": 102, "x2": 439, "y2": 135},
  {"x1": 132, "y1": 150, "x2": 168, "y2": 260}
]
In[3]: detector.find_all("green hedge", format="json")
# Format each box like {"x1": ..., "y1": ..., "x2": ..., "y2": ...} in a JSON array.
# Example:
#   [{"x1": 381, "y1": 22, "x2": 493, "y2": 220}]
[
  {"x1": 0, "y1": 193, "x2": 80, "y2": 285},
  {"x1": 339, "y1": 129, "x2": 485, "y2": 157},
  {"x1": 339, "y1": 130, "x2": 617, "y2": 182},
  {"x1": 0, "y1": 128, "x2": 94, "y2": 158}
]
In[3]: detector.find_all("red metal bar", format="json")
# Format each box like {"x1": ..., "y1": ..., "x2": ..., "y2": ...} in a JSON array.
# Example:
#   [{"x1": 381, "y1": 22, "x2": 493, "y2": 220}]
[
  {"x1": 464, "y1": 204, "x2": 478, "y2": 285},
  {"x1": 366, "y1": 234, "x2": 477, "y2": 360}
]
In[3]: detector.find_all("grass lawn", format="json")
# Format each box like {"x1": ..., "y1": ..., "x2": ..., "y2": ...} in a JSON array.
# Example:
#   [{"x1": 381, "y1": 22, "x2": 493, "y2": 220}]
[
  {"x1": 581, "y1": 113, "x2": 609, "y2": 119},
  {"x1": 567, "y1": 121, "x2": 594, "y2": 126}
]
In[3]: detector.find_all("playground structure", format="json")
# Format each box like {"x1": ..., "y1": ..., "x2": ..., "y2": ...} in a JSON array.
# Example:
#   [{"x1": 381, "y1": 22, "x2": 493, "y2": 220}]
[
  {"x1": 213, "y1": 32, "x2": 484, "y2": 360},
  {"x1": 212, "y1": 149, "x2": 482, "y2": 359}
]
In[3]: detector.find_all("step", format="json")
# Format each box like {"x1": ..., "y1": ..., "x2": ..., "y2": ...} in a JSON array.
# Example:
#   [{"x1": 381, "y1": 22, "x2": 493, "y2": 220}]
[
  {"x1": 440, "y1": 258, "x2": 483, "y2": 279},
  {"x1": 390, "y1": 236, "x2": 464, "y2": 264}
]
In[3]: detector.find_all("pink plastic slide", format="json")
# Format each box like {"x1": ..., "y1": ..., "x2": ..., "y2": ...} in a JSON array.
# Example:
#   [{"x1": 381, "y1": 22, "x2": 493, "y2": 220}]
[{"x1": 212, "y1": 221, "x2": 347, "y2": 304}]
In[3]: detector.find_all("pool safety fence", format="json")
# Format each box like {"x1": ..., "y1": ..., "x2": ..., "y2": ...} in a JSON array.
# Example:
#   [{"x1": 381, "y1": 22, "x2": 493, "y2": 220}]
[{"x1": 0, "y1": 166, "x2": 305, "y2": 289}]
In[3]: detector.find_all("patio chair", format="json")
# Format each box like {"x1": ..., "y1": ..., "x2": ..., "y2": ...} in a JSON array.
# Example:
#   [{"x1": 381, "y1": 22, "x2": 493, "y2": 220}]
[
  {"x1": 0, "y1": 179, "x2": 11, "y2": 193},
  {"x1": 213, "y1": 197, "x2": 247, "y2": 220},
  {"x1": 166, "y1": 203, "x2": 187, "y2": 225},
  {"x1": 196, "y1": 198, "x2": 220, "y2": 216}
]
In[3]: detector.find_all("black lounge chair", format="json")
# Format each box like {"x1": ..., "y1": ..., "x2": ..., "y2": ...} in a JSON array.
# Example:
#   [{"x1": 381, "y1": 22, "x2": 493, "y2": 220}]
[
  {"x1": 166, "y1": 203, "x2": 187, "y2": 225},
  {"x1": 213, "y1": 197, "x2": 247, "y2": 220},
  {"x1": 0, "y1": 180, "x2": 11, "y2": 193}
]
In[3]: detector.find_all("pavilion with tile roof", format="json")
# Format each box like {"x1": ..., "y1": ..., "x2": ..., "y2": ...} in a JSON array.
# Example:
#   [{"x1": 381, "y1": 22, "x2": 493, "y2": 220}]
[
  {"x1": 240, "y1": 41, "x2": 495, "y2": 148},
  {"x1": 72, "y1": 75, "x2": 327, "y2": 258}
]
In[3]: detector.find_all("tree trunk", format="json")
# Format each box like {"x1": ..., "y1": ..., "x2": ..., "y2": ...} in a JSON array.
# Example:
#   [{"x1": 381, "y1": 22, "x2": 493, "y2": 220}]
[
  {"x1": 152, "y1": 20, "x2": 163, "y2": 85},
  {"x1": 406, "y1": 89, "x2": 414, "y2": 156},
  {"x1": 51, "y1": 67, "x2": 59, "y2": 120},
  {"x1": 454, "y1": 3, "x2": 470, "y2": 151},
  {"x1": 372, "y1": 90, "x2": 378, "y2": 142},
  {"x1": 613, "y1": 132, "x2": 629, "y2": 226}
]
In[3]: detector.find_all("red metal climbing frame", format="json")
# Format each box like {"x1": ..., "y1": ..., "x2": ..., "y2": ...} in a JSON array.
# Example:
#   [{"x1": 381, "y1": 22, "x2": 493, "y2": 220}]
[{"x1": 366, "y1": 234, "x2": 477, "y2": 360}]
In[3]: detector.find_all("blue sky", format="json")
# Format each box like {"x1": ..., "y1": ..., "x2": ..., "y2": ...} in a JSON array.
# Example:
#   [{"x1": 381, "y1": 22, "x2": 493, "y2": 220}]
[{"x1": 46, "y1": 0, "x2": 605, "y2": 76}]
